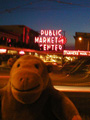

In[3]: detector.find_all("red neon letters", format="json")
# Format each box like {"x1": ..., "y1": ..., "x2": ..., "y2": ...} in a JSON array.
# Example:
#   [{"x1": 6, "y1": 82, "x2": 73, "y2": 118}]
[{"x1": 35, "y1": 30, "x2": 67, "y2": 51}]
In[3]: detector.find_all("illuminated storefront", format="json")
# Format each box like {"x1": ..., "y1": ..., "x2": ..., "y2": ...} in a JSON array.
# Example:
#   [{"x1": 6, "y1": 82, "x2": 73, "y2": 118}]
[
  {"x1": 0, "y1": 46, "x2": 90, "y2": 66},
  {"x1": 0, "y1": 46, "x2": 62, "y2": 65}
]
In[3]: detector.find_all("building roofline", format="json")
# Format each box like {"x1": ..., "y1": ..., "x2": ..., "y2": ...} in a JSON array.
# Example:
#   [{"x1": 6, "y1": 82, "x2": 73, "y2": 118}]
[{"x1": 0, "y1": 25, "x2": 39, "y2": 34}]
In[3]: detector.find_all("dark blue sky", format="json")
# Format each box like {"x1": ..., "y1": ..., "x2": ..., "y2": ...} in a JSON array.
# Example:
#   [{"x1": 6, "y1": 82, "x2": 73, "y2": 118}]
[{"x1": 0, "y1": 0, "x2": 90, "y2": 49}]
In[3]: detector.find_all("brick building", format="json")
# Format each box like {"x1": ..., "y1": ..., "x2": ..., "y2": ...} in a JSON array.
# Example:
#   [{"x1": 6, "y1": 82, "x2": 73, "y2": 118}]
[{"x1": 74, "y1": 32, "x2": 90, "y2": 51}]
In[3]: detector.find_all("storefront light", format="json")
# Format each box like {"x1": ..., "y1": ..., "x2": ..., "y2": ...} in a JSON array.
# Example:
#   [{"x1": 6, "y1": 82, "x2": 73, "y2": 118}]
[
  {"x1": 0, "y1": 48, "x2": 7, "y2": 53},
  {"x1": 7, "y1": 50, "x2": 18, "y2": 54},
  {"x1": 29, "y1": 52, "x2": 32, "y2": 55},
  {"x1": 19, "y1": 51, "x2": 25, "y2": 55},
  {"x1": 35, "y1": 53, "x2": 38, "y2": 56}
]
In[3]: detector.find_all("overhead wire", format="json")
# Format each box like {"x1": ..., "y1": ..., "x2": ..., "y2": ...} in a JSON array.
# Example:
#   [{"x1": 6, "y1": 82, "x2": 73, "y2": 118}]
[
  {"x1": 48, "y1": 0, "x2": 90, "y2": 8},
  {"x1": 0, "y1": 0, "x2": 43, "y2": 14}
]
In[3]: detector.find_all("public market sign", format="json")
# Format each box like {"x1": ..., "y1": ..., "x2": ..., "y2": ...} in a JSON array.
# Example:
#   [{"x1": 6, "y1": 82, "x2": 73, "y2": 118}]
[{"x1": 34, "y1": 30, "x2": 67, "y2": 51}]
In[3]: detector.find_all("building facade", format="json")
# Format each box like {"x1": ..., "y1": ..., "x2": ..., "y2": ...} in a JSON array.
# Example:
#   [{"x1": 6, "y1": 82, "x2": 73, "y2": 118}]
[
  {"x1": 74, "y1": 32, "x2": 90, "y2": 51},
  {"x1": 0, "y1": 25, "x2": 40, "y2": 50}
]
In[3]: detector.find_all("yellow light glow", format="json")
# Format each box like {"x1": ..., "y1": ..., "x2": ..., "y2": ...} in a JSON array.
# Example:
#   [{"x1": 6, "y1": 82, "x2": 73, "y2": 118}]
[
  {"x1": 78, "y1": 37, "x2": 82, "y2": 41},
  {"x1": 35, "y1": 53, "x2": 38, "y2": 56},
  {"x1": 29, "y1": 52, "x2": 32, "y2": 55}
]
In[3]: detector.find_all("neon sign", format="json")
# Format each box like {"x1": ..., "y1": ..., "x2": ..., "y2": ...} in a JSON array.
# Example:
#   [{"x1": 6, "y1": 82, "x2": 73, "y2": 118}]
[
  {"x1": 35, "y1": 30, "x2": 67, "y2": 51},
  {"x1": 63, "y1": 50, "x2": 90, "y2": 56}
]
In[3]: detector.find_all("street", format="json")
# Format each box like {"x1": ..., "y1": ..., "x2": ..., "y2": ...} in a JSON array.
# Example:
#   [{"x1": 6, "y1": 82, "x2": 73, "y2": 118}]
[{"x1": 50, "y1": 72, "x2": 90, "y2": 86}]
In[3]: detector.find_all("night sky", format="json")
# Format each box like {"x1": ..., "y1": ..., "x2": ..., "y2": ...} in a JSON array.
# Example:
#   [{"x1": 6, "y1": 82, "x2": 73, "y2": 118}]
[{"x1": 0, "y1": 0, "x2": 90, "y2": 49}]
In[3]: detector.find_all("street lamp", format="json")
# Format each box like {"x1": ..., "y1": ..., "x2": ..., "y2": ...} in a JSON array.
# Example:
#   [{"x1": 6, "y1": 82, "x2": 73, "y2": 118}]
[
  {"x1": 78, "y1": 37, "x2": 82, "y2": 41},
  {"x1": 78, "y1": 37, "x2": 89, "y2": 51}
]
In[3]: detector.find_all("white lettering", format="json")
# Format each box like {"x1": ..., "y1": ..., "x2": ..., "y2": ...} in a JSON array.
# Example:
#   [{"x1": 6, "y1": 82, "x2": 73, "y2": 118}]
[
  {"x1": 44, "y1": 30, "x2": 48, "y2": 36},
  {"x1": 39, "y1": 37, "x2": 42, "y2": 43},
  {"x1": 58, "y1": 30, "x2": 62, "y2": 36},
  {"x1": 43, "y1": 44, "x2": 47, "y2": 51},
  {"x1": 43, "y1": 37, "x2": 47, "y2": 43},
  {"x1": 47, "y1": 37, "x2": 51, "y2": 43},
  {"x1": 55, "y1": 45, "x2": 58, "y2": 51},
  {"x1": 47, "y1": 45, "x2": 51, "y2": 50},
  {"x1": 49, "y1": 30, "x2": 52, "y2": 36},
  {"x1": 59, "y1": 45, "x2": 62, "y2": 50},
  {"x1": 51, "y1": 45, "x2": 55, "y2": 51},
  {"x1": 51, "y1": 37, "x2": 54, "y2": 44},
  {"x1": 41, "y1": 30, "x2": 44, "y2": 36},
  {"x1": 35, "y1": 29, "x2": 66, "y2": 51},
  {"x1": 35, "y1": 37, "x2": 39, "y2": 43}
]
